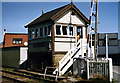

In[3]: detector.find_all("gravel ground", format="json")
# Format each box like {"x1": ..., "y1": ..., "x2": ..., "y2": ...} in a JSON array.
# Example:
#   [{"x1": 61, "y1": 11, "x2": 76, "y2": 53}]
[{"x1": 2, "y1": 78, "x2": 19, "y2": 83}]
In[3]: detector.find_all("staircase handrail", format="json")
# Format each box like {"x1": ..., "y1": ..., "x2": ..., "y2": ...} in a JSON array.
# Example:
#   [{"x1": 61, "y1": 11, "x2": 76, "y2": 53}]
[
  {"x1": 59, "y1": 39, "x2": 81, "y2": 65},
  {"x1": 58, "y1": 39, "x2": 82, "y2": 71},
  {"x1": 59, "y1": 42, "x2": 82, "y2": 75}
]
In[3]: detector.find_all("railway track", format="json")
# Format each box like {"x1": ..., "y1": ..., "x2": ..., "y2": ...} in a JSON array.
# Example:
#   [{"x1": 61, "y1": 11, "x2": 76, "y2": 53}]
[
  {"x1": 1, "y1": 68, "x2": 58, "y2": 83},
  {"x1": 2, "y1": 76, "x2": 25, "y2": 83},
  {"x1": 2, "y1": 70, "x2": 41, "y2": 83}
]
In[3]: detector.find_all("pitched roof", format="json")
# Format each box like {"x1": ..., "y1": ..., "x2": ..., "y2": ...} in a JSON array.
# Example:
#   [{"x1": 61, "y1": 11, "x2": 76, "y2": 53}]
[{"x1": 25, "y1": 2, "x2": 89, "y2": 28}]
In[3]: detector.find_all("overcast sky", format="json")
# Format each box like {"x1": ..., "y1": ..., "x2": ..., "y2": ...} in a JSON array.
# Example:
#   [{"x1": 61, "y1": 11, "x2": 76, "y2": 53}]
[{"x1": 1, "y1": 2, "x2": 119, "y2": 42}]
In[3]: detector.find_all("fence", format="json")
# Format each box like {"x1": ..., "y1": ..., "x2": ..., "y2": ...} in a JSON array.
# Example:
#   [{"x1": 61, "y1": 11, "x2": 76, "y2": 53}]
[
  {"x1": 73, "y1": 58, "x2": 113, "y2": 81},
  {"x1": 88, "y1": 60, "x2": 109, "y2": 79}
]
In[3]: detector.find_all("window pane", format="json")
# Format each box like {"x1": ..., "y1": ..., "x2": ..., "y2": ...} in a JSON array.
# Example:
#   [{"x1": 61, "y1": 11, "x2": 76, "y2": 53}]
[
  {"x1": 77, "y1": 26, "x2": 82, "y2": 37},
  {"x1": 35, "y1": 29, "x2": 38, "y2": 38},
  {"x1": 44, "y1": 27, "x2": 47, "y2": 36},
  {"x1": 98, "y1": 40, "x2": 105, "y2": 46},
  {"x1": 69, "y1": 27, "x2": 73, "y2": 36},
  {"x1": 19, "y1": 41, "x2": 22, "y2": 44},
  {"x1": 56, "y1": 25, "x2": 61, "y2": 35},
  {"x1": 40, "y1": 28, "x2": 43, "y2": 36},
  {"x1": 36, "y1": 29, "x2": 38, "y2": 37},
  {"x1": 109, "y1": 39, "x2": 117, "y2": 46},
  {"x1": 62, "y1": 26, "x2": 67, "y2": 35},
  {"x1": 16, "y1": 41, "x2": 19, "y2": 44},
  {"x1": 13, "y1": 40, "x2": 15, "y2": 44},
  {"x1": 48, "y1": 25, "x2": 51, "y2": 36},
  {"x1": 32, "y1": 30, "x2": 34, "y2": 38},
  {"x1": 28, "y1": 31, "x2": 31, "y2": 39}
]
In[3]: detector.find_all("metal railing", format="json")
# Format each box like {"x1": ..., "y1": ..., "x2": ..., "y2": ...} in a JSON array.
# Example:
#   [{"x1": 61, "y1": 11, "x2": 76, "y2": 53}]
[
  {"x1": 88, "y1": 60, "x2": 109, "y2": 79},
  {"x1": 73, "y1": 58, "x2": 113, "y2": 82},
  {"x1": 44, "y1": 66, "x2": 58, "y2": 81},
  {"x1": 87, "y1": 58, "x2": 113, "y2": 81}
]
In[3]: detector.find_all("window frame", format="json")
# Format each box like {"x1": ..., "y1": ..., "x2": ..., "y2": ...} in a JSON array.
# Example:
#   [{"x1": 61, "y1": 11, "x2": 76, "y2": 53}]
[
  {"x1": 31, "y1": 30, "x2": 35, "y2": 39},
  {"x1": 13, "y1": 38, "x2": 22, "y2": 44},
  {"x1": 48, "y1": 25, "x2": 52, "y2": 36},
  {"x1": 55, "y1": 25, "x2": 61, "y2": 36},
  {"x1": 44, "y1": 26, "x2": 48, "y2": 37},
  {"x1": 35, "y1": 29, "x2": 39, "y2": 38},
  {"x1": 69, "y1": 26, "x2": 74, "y2": 36},
  {"x1": 55, "y1": 24, "x2": 74, "y2": 37},
  {"x1": 40, "y1": 27, "x2": 43, "y2": 37},
  {"x1": 77, "y1": 26, "x2": 82, "y2": 38},
  {"x1": 62, "y1": 25, "x2": 68, "y2": 35},
  {"x1": 28, "y1": 31, "x2": 32, "y2": 39}
]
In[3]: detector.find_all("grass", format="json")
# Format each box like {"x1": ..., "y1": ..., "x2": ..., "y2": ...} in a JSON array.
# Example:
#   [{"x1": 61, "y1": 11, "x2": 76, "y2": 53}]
[
  {"x1": 3, "y1": 68, "x2": 15, "y2": 71},
  {"x1": 112, "y1": 78, "x2": 116, "y2": 83}
]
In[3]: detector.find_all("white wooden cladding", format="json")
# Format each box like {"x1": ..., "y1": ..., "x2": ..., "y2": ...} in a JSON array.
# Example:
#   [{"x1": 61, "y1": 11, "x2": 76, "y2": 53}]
[
  {"x1": 54, "y1": 42, "x2": 75, "y2": 51},
  {"x1": 55, "y1": 38, "x2": 76, "y2": 42},
  {"x1": 56, "y1": 10, "x2": 85, "y2": 25}
]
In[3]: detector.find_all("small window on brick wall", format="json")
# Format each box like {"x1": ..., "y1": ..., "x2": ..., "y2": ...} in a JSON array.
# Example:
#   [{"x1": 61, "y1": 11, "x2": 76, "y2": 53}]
[{"x1": 13, "y1": 38, "x2": 22, "y2": 44}]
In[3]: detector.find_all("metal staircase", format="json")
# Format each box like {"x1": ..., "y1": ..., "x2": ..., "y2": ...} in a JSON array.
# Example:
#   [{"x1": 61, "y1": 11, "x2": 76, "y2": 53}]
[{"x1": 53, "y1": 39, "x2": 87, "y2": 76}]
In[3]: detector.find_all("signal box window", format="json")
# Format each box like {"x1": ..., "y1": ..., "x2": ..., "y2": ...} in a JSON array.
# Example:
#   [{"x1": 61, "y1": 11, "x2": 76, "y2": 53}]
[
  {"x1": 56, "y1": 25, "x2": 61, "y2": 35},
  {"x1": 28, "y1": 31, "x2": 31, "y2": 39},
  {"x1": 44, "y1": 27, "x2": 47, "y2": 36},
  {"x1": 40, "y1": 28, "x2": 43, "y2": 37},
  {"x1": 48, "y1": 25, "x2": 51, "y2": 36},
  {"x1": 32, "y1": 30, "x2": 34, "y2": 38},
  {"x1": 35, "y1": 29, "x2": 38, "y2": 38},
  {"x1": 62, "y1": 26, "x2": 67, "y2": 35},
  {"x1": 69, "y1": 27, "x2": 73, "y2": 36},
  {"x1": 77, "y1": 26, "x2": 82, "y2": 38}
]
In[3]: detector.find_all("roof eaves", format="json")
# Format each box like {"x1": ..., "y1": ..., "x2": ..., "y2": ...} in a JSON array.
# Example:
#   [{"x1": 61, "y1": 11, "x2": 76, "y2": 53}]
[
  {"x1": 25, "y1": 15, "x2": 42, "y2": 28},
  {"x1": 25, "y1": 19, "x2": 53, "y2": 28}
]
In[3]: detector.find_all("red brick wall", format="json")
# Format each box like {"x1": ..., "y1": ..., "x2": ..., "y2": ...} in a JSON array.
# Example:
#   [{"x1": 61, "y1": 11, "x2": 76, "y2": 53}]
[{"x1": 4, "y1": 34, "x2": 28, "y2": 47}]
